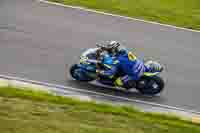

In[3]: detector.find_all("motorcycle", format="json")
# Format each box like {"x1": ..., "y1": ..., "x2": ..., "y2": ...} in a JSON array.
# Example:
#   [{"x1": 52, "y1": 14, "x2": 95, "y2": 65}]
[{"x1": 69, "y1": 44, "x2": 165, "y2": 95}]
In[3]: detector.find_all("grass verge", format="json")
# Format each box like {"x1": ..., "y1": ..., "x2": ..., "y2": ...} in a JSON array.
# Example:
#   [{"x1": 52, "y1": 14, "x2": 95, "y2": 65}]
[
  {"x1": 0, "y1": 86, "x2": 199, "y2": 133},
  {"x1": 48, "y1": 0, "x2": 200, "y2": 30}
]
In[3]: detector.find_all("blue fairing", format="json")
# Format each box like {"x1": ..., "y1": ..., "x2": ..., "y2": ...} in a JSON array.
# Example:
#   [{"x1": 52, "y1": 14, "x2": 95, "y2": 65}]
[
  {"x1": 79, "y1": 63, "x2": 96, "y2": 72},
  {"x1": 74, "y1": 63, "x2": 96, "y2": 81}
]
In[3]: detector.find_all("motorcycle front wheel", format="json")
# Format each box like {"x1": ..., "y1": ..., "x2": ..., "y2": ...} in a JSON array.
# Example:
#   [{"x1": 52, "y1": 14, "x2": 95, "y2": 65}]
[{"x1": 70, "y1": 64, "x2": 95, "y2": 82}]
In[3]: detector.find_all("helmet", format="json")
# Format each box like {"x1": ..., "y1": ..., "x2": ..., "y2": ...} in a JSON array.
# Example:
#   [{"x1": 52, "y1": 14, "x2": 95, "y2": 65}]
[
  {"x1": 108, "y1": 41, "x2": 120, "y2": 48},
  {"x1": 106, "y1": 41, "x2": 121, "y2": 55}
]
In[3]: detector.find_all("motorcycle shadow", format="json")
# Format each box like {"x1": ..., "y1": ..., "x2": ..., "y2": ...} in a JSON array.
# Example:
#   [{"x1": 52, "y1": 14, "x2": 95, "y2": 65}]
[{"x1": 67, "y1": 79, "x2": 166, "y2": 103}]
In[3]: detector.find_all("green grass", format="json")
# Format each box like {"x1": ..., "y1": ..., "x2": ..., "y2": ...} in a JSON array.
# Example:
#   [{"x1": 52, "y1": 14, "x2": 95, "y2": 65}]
[
  {"x1": 0, "y1": 86, "x2": 199, "y2": 133},
  {"x1": 49, "y1": 0, "x2": 200, "y2": 30}
]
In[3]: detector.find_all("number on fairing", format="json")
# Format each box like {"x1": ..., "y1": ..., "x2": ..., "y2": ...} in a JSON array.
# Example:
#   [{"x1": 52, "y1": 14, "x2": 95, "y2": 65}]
[{"x1": 128, "y1": 52, "x2": 137, "y2": 61}]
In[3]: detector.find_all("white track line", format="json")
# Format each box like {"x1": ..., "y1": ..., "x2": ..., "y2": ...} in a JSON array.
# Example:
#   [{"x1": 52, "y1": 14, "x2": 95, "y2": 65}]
[
  {"x1": 38, "y1": 0, "x2": 200, "y2": 33},
  {"x1": 0, "y1": 74, "x2": 200, "y2": 114}
]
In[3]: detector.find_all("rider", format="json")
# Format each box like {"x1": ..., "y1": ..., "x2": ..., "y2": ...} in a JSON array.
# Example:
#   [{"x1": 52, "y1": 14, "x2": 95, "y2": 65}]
[
  {"x1": 95, "y1": 41, "x2": 125, "y2": 85},
  {"x1": 96, "y1": 41, "x2": 163, "y2": 89},
  {"x1": 80, "y1": 40, "x2": 163, "y2": 89}
]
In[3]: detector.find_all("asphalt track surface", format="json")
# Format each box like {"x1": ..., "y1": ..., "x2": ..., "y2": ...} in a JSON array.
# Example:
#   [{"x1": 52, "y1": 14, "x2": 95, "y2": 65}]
[{"x1": 1, "y1": 0, "x2": 200, "y2": 111}]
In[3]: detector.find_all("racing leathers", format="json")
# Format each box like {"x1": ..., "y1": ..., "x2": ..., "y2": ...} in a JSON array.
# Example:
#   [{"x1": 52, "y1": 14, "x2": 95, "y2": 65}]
[
  {"x1": 97, "y1": 50, "x2": 144, "y2": 88},
  {"x1": 98, "y1": 50, "x2": 163, "y2": 89}
]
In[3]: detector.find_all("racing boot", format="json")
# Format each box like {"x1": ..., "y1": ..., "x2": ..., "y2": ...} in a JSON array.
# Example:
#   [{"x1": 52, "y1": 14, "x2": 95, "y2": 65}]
[
  {"x1": 114, "y1": 75, "x2": 136, "y2": 90},
  {"x1": 144, "y1": 60, "x2": 163, "y2": 73}
]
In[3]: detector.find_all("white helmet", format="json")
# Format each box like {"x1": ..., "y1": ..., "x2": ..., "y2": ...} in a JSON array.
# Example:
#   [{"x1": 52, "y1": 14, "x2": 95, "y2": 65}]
[
  {"x1": 106, "y1": 41, "x2": 121, "y2": 55},
  {"x1": 109, "y1": 41, "x2": 120, "y2": 46}
]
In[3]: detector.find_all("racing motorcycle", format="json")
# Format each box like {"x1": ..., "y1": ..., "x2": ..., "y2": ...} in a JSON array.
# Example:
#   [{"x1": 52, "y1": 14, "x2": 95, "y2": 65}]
[{"x1": 70, "y1": 44, "x2": 165, "y2": 95}]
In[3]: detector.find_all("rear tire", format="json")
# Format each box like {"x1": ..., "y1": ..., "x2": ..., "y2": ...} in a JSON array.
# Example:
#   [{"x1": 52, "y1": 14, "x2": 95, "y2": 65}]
[
  {"x1": 70, "y1": 64, "x2": 94, "y2": 82},
  {"x1": 136, "y1": 76, "x2": 164, "y2": 95}
]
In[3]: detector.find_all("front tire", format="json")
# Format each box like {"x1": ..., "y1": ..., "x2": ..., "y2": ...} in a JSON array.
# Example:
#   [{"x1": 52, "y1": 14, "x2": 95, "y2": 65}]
[
  {"x1": 136, "y1": 76, "x2": 164, "y2": 95},
  {"x1": 70, "y1": 64, "x2": 94, "y2": 82}
]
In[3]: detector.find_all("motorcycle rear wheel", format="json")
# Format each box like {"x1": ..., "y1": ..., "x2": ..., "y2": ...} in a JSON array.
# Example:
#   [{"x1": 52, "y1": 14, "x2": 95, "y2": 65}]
[{"x1": 136, "y1": 76, "x2": 164, "y2": 95}]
